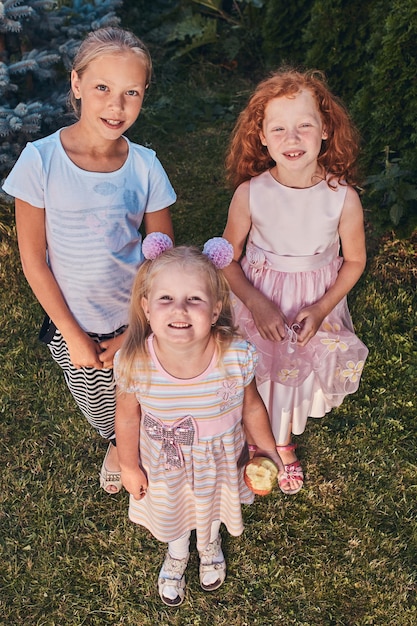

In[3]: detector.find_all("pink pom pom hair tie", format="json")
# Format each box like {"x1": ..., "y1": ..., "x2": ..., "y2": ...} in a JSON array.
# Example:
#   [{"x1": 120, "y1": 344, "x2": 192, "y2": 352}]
[
  {"x1": 142, "y1": 232, "x2": 174, "y2": 259},
  {"x1": 142, "y1": 233, "x2": 234, "y2": 270},
  {"x1": 202, "y1": 237, "x2": 234, "y2": 269}
]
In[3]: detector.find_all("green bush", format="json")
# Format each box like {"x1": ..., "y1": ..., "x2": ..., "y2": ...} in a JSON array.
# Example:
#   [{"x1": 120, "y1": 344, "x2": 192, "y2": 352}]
[
  {"x1": 353, "y1": 0, "x2": 417, "y2": 177},
  {"x1": 127, "y1": 0, "x2": 266, "y2": 69},
  {"x1": 261, "y1": 0, "x2": 315, "y2": 69},
  {"x1": 303, "y1": 0, "x2": 378, "y2": 104}
]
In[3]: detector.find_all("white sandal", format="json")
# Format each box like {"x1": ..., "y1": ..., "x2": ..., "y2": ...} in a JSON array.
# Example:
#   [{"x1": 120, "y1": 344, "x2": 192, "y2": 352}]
[
  {"x1": 99, "y1": 443, "x2": 122, "y2": 494},
  {"x1": 158, "y1": 552, "x2": 189, "y2": 606},
  {"x1": 199, "y1": 535, "x2": 226, "y2": 591}
]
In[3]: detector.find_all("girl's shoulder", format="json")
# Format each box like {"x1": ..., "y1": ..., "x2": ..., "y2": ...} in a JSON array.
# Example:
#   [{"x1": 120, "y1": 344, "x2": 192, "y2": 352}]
[
  {"x1": 228, "y1": 336, "x2": 253, "y2": 351},
  {"x1": 30, "y1": 128, "x2": 63, "y2": 151},
  {"x1": 126, "y1": 139, "x2": 157, "y2": 163},
  {"x1": 20, "y1": 128, "x2": 67, "y2": 168},
  {"x1": 224, "y1": 337, "x2": 258, "y2": 364},
  {"x1": 125, "y1": 140, "x2": 174, "y2": 182},
  {"x1": 222, "y1": 337, "x2": 258, "y2": 384}
]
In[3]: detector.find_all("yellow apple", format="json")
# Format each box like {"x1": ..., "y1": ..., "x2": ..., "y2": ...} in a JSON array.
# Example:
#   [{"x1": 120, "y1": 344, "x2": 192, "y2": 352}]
[{"x1": 244, "y1": 456, "x2": 278, "y2": 496}]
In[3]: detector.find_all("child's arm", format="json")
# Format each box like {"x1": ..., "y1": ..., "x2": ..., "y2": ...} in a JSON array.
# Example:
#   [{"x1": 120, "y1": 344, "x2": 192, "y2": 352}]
[
  {"x1": 115, "y1": 389, "x2": 148, "y2": 500},
  {"x1": 144, "y1": 207, "x2": 174, "y2": 242},
  {"x1": 242, "y1": 379, "x2": 284, "y2": 473},
  {"x1": 97, "y1": 332, "x2": 127, "y2": 369},
  {"x1": 295, "y1": 186, "x2": 367, "y2": 346},
  {"x1": 15, "y1": 199, "x2": 103, "y2": 368},
  {"x1": 223, "y1": 182, "x2": 288, "y2": 341}
]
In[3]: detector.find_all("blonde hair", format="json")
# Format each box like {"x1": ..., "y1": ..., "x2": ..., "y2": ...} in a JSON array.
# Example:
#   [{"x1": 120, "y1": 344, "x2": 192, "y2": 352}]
[
  {"x1": 117, "y1": 246, "x2": 238, "y2": 390},
  {"x1": 226, "y1": 68, "x2": 360, "y2": 190},
  {"x1": 69, "y1": 27, "x2": 152, "y2": 118}
]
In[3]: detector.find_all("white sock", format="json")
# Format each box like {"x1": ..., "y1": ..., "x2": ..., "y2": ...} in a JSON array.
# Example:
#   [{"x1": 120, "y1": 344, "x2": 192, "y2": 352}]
[
  {"x1": 209, "y1": 519, "x2": 221, "y2": 543},
  {"x1": 168, "y1": 532, "x2": 191, "y2": 561}
]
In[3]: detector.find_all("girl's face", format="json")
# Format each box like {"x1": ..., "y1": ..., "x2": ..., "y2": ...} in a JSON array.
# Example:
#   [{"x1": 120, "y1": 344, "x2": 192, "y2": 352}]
[
  {"x1": 71, "y1": 51, "x2": 148, "y2": 140},
  {"x1": 259, "y1": 89, "x2": 328, "y2": 187},
  {"x1": 142, "y1": 265, "x2": 222, "y2": 350}
]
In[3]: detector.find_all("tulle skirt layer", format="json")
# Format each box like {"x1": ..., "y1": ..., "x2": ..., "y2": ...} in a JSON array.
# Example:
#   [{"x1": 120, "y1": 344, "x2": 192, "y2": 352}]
[{"x1": 232, "y1": 252, "x2": 368, "y2": 438}]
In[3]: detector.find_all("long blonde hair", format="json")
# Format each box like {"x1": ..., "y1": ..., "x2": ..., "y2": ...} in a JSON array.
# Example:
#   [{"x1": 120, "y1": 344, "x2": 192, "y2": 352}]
[{"x1": 116, "y1": 246, "x2": 238, "y2": 390}]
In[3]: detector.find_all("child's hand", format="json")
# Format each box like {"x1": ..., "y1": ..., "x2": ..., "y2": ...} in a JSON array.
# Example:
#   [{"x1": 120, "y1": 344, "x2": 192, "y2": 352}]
[
  {"x1": 98, "y1": 331, "x2": 127, "y2": 369},
  {"x1": 121, "y1": 466, "x2": 148, "y2": 501},
  {"x1": 254, "y1": 447, "x2": 284, "y2": 473},
  {"x1": 67, "y1": 333, "x2": 104, "y2": 369},
  {"x1": 294, "y1": 303, "x2": 326, "y2": 346},
  {"x1": 250, "y1": 295, "x2": 288, "y2": 341}
]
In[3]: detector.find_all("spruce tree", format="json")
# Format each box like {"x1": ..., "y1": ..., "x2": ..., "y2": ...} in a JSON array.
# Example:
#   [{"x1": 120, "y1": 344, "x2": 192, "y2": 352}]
[{"x1": 0, "y1": 0, "x2": 123, "y2": 198}]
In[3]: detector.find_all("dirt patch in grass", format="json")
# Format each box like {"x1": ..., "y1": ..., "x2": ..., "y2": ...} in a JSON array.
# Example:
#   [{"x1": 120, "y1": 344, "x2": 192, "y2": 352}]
[{"x1": 369, "y1": 230, "x2": 417, "y2": 291}]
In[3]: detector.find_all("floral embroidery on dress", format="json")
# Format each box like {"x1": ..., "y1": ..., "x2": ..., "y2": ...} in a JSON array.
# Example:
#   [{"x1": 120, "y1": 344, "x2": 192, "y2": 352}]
[
  {"x1": 277, "y1": 367, "x2": 300, "y2": 383},
  {"x1": 217, "y1": 380, "x2": 240, "y2": 411},
  {"x1": 342, "y1": 360, "x2": 365, "y2": 383},
  {"x1": 320, "y1": 336, "x2": 349, "y2": 352},
  {"x1": 246, "y1": 242, "x2": 266, "y2": 269},
  {"x1": 322, "y1": 321, "x2": 341, "y2": 333}
]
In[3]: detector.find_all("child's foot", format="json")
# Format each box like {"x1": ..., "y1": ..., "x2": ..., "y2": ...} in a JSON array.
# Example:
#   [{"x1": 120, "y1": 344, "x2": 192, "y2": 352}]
[
  {"x1": 276, "y1": 443, "x2": 304, "y2": 495},
  {"x1": 199, "y1": 535, "x2": 226, "y2": 591},
  {"x1": 99, "y1": 442, "x2": 122, "y2": 494},
  {"x1": 158, "y1": 552, "x2": 189, "y2": 606}
]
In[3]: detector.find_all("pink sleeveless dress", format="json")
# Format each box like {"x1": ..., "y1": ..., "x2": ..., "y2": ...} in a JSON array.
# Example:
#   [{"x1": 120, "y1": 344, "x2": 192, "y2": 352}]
[{"x1": 232, "y1": 171, "x2": 368, "y2": 442}]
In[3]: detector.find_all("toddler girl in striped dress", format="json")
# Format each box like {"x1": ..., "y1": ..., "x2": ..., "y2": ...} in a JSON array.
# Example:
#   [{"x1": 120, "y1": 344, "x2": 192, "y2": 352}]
[{"x1": 114, "y1": 233, "x2": 283, "y2": 607}]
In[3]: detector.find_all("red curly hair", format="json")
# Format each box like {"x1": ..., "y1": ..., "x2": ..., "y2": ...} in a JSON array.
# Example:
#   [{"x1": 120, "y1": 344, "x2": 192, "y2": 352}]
[{"x1": 225, "y1": 68, "x2": 360, "y2": 190}]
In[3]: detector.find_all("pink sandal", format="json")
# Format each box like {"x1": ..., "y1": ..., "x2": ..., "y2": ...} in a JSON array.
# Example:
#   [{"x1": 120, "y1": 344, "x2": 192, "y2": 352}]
[{"x1": 276, "y1": 443, "x2": 304, "y2": 495}]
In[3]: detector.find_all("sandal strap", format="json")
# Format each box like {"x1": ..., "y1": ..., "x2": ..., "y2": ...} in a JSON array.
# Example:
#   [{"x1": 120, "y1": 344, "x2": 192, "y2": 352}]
[
  {"x1": 278, "y1": 458, "x2": 304, "y2": 496},
  {"x1": 161, "y1": 553, "x2": 189, "y2": 579},
  {"x1": 102, "y1": 471, "x2": 121, "y2": 482},
  {"x1": 283, "y1": 460, "x2": 304, "y2": 481},
  {"x1": 200, "y1": 561, "x2": 225, "y2": 574},
  {"x1": 159, "y1": 576, "x2": 183, "y2": 586},
  {"x1": 276, "y1": 443, "x2": 297, "y2": 452}
]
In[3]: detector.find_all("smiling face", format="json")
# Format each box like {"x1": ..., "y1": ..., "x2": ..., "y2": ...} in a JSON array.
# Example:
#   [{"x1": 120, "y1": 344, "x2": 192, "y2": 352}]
[
  {"x1": 141, "y1": 264, "x2": 222, "y2": 350},
  {"x1": 259, "y1": 89, "x2": 328, "y2": 187},
  {"x1": 71, "y1": 51, "x2": 148, "y2": 140}
]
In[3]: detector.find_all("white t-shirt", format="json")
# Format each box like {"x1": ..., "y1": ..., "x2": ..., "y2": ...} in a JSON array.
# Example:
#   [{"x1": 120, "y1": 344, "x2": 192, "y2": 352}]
[{"x1": 3, "y1": 129, "x2": 176, "y2": 333}]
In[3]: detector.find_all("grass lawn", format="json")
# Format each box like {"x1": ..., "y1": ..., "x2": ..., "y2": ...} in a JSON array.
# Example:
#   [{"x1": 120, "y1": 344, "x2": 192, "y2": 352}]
[{"x1": 1, "y1": 64, "x2": 416, "y2": 626}]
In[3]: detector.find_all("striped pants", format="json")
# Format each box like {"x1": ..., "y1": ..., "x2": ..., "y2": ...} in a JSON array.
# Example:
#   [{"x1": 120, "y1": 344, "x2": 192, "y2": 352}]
[{"x1": 40, "y1": 317, "x2": 126, "y2": 440}]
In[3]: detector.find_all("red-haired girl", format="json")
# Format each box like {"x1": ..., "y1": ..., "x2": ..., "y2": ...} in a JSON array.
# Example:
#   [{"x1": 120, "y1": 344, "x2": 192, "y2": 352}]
[{"x1": 222, "y1": 68, "x2": 368, "y2": 495}]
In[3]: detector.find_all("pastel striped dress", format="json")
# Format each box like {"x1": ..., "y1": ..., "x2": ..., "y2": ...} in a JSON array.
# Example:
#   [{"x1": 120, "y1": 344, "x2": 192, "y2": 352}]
[{"x1": 114, "y1": 335, "x2": 255, "y2": 551}]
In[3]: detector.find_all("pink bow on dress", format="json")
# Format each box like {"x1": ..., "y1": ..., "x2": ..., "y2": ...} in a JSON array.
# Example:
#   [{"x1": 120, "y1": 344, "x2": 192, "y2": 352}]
[{"x1": 143, "y1": 413, "x2": 198, "y2": 470}]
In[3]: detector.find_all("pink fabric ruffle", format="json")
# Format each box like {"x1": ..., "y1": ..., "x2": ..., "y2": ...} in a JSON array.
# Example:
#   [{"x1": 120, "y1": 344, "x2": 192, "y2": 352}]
[{"x1": 233, "y1": 246, "x2": 368, "y2": 406}]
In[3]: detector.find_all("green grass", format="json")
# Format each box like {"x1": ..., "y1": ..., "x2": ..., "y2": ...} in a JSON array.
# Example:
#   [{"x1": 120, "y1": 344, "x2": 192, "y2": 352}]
[{"x1": 1, "y1": 66, "x2": 416, "y2": 625}]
